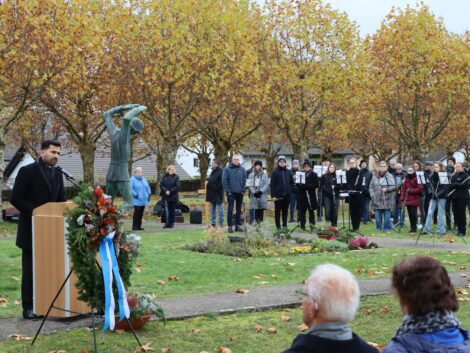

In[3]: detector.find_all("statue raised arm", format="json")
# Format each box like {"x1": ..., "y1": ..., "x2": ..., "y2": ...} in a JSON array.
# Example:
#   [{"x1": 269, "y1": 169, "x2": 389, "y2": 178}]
[{"x1": 103, "y1": 104, "x2": 147, "y2": 210}]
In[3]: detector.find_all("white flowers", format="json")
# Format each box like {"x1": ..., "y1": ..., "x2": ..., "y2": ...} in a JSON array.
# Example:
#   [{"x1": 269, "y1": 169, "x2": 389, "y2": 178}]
[{"x1": 77, "y1": 214, "x2": 85, "y2": 226}]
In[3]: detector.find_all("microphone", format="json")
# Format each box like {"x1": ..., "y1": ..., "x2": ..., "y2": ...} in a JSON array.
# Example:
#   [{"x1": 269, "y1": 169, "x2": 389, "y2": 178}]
[{"x1": 56, "y1": 166, "x2": 75, "y2": 180}]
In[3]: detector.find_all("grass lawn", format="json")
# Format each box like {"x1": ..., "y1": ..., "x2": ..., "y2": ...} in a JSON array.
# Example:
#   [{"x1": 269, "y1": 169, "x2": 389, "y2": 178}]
[
  {"x1": 1, "y1": 295, "x2": 470, "y2": 352},
  {"x1": 1, "y1": 226, "x2": 469, "y2": 319}
]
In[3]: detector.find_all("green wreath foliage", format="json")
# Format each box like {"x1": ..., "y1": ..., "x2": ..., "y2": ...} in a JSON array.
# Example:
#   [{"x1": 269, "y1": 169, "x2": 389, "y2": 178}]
[{"x1": 65, "y1": 185, "x2": 138, "y2": 311}]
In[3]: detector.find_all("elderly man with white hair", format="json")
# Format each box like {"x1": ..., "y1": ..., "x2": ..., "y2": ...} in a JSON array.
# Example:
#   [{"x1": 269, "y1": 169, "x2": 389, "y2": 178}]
[{"x1": 283, "y1": 264, "x2": 378, "y2": 353}]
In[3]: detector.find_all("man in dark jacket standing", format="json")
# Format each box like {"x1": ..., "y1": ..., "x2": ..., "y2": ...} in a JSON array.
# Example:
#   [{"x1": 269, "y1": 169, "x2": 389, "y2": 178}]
[
  {"x1": 270, "y1": 157, "x2": 295, "y2": 230},
  {"x1": 222, "y1": 155, "x2": 246, "y2": 233},
  {"x1": 449, "y1": 162, "x2": 469, "y2": 236},
  {"x1": 297, "y1": 160, "x2": 319, "y2": 230},
  {"x1": 206, "y1": 159, "x2": 224, "y2": 228},
  {"x1": 346, "y1": 158, "x2": 364, "y2": 231},
  {"x1": 360, "y1": 160, "x2": 373, "y2": 225},
  {"x1": 282, "y1": 264, "x2": 379, "y2": 353},
  {"x1": 10, "y1": 140, "x2": 66, "y2": 320}
]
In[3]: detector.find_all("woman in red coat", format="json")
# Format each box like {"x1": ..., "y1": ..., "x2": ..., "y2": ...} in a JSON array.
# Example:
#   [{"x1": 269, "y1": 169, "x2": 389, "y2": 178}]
[{"x1": 400, "y1": 166, "x2": 424, "y2": 233}]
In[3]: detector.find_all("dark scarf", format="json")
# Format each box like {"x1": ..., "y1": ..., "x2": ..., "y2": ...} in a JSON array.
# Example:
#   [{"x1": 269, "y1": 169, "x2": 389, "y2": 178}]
[
  {"x1": 406, "y1": 173, "x2": 416, "y2": 180},
  {"x1": 397, "y1": 311, "x2": 460, "y2": 336}
]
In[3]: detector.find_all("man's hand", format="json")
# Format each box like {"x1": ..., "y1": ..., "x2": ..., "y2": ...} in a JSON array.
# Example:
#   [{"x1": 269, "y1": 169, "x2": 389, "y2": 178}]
[
  {"x1": 272, "y1": 197, "x2": 277, "y2": 202},
  {"x1": 381, "y1": 188, "x2": 387, "y2": 193},
  {"x1": 166, "y1": 191, "x2": 170, "y2": 196},
  {"x1": 104, "y1": 104, "x2": 140, "y2": 117}
]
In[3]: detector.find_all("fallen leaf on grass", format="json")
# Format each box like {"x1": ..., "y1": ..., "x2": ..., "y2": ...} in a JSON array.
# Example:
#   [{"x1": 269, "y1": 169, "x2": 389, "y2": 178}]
[
  {"x1": 298, "y1": 324, "x2": 309, "y2": 332},
  {"x1": 448, "y1": 261, "x2": 457, "y2": 266},
  {"x1": 135, "y1": 264, "x2": 143, "y2": 273},
  {"x1": 380, "y1": 306, "x2": 390, "y2": 314},
  {"x1": 168, "y1": 276, "x2": 179, "y2": 281},
  {"x1": 48, "y1": 351, "x2": 67, "y2": 353},
  {"x1": 257, "y1": 281, "x2": 269, "y2": 285},
  {"x1": 368, "y1": 342, "x2": 385, "y2": 350},
  {"x1": 115, "y1": 329, "x2": 125, "y2": 335},
  {"x1": 13, "y1": 300, "x2": 21, "y2": 305},
  {"x1": 267, "y1": 327, "x2": 277, "y2": 333},
  {"x1": 459, "y1": 266, "x2": 468, "y2": 270},
  {"x1": 191, "y1": 328, "x2": 201, "y2": 334},
  {"x1": 0, "y1": 297, "x2": 7, "y2": 304},
  {"x1": 253, "y1": 324, "x2": 263, "y2": 332},
  {"x1": 216, "y1": 347, "x2": 232, "y2": 353},
  {"x1": 448, "y1": 239, "x2": 456, "y2": 243},
  {"x1": 236, "y1": 289, "x2": 250, "y2": 294},
  {"x1": 9, "y1": 334, "x2": 32, "y2": 341},
  {"x1": 161, "y1": 348, "x2": 170, "y2": 353},
  {"x1": 233, "y1": 258, "x2": 241, "y2": 262},
  {"x1": 391, "y1": 254, "x2": 398, "y2": 257},
  {"x1": 362, "y1": 308, "x2": 374, "y2": 315},
  {"x1": 281, "y1": 316, "x2": 290, "y2": 322},
  {"x1": 271, "y1": 275, "x2": 278, "y2": 279},
  {"x1": 136, "y1": 343, "x2": 153, "y2": 352},
  {"x1": 11, "y1": 276, "x2": 19, "y2": 282},
  {"x1": 157, "y1": 280, "x2": 166, "y2": 285}
]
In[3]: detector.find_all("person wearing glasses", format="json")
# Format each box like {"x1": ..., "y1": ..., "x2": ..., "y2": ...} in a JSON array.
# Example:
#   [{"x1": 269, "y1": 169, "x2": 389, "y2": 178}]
[{"x1": 283, "y1": 264, "x2": 378, "y2": 353}]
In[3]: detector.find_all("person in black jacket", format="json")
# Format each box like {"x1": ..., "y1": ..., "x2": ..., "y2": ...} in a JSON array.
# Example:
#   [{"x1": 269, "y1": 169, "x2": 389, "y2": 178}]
[
  {"x1": 445, "y1": 157, "x2": 456, "y2": 230},
  {"x1": 159, "y1": 165, "x2": 181, "y2": 228},
  {"x1": 206, "y1": 159, "x2": 224, "y2": 228},
  {"x1": 297, "y1": 160, "x2": 319, "y2": 230},
  {"x1": 270, "y1": 157, "x2": 295, "y2": 230},
  {"x1": 449, "y1": 162, "x2": 470, "y2": 236},
  {"x1": 320, "y1": 164, "x2": 340, "y2": 226},
  {"x1": 346, "y1": 158, "x2": 364, "y2": 231},
  {"x1": 282, "y1": 264, "x2": 379, "y2": 353},
  {"x1": 360, "y1": 160, "x2": 373, "y2": 224},
  {"x1": 10, "y1": 140, "x2": 66, "y2": 320},
  {"x1": 423, "y1": 163, "x2": 448, "y2": 235}
]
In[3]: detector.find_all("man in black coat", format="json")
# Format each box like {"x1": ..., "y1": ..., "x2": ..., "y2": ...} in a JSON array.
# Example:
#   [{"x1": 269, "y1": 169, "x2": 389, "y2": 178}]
[
  {"x1": 10, "y1": 140, "x2": 66, "y2": 320},
  {"x1": 297, "y1": 160, "x2": 319, "y2": 230},
  {"x1": 449, "y1": 162, "x2": 470, "y2": 236},
  {"x1": 270, "y1": 157, "x2": 295, "y2": 230},
  {"x1": 206, "y1": 159, "x2": 224, "y2": 227},
  {"x1": 346, "y1": 158, "x2": 364, "y2": 231}
]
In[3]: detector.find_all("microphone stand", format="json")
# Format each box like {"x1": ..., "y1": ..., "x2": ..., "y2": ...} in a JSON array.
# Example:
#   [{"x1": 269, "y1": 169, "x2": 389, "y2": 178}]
[{"x1": 57, "y1": 169, "x2": 81, "y2": 189}]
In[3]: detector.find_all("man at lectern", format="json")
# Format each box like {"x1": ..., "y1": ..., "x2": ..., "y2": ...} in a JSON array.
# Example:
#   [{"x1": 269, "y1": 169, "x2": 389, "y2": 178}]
[{"x1": 10, "y1": 140, "x2": 66, "y2": 320}]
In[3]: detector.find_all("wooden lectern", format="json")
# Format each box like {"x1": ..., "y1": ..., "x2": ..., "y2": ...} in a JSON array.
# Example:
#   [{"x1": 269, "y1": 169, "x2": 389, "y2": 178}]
[{"x1": 32, "y1": 202, "x2": 89, "y2": 318}]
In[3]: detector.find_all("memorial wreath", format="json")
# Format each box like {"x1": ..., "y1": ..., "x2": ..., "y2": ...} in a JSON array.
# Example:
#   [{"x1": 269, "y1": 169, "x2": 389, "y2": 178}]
[{"x1": 65, "y1": 185, "x2": 139, "y2": 313}]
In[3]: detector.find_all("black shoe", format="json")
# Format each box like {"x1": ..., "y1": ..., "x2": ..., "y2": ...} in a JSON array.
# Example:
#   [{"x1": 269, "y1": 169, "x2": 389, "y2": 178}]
[
  {"x1": 409, "y1": 229, "x2": 416, "y2": 233},
  {"x1": 211, "y1": 224, "x2": 216, "y2": 227},
  {"x1": 163, "y1": 224, "x2": 170, "y2": 229},
  {"x1": 138, "y1": 228, "x2": 144, "y2": 230},
  {"x1": 169, "y1": 224, "x2": 174, "y2": 228},
  {"x1": 23, "y1": 309, "x2": 41, "y2": 320},
  {"x1": 236, "y1": 226, "x2": 244, "y2": 232},
  {"x1": 132, "y1": 227, "x2": 139, "y2": 231}
]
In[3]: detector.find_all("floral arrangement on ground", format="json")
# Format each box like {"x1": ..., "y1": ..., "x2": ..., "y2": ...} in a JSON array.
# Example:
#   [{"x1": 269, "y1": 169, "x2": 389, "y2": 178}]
[{"x1": 65, "y1": 185, "x2": 140, "y2": 311}]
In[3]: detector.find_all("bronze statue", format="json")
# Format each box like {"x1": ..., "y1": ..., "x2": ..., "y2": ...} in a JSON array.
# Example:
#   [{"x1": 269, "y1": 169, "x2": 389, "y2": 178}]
[{"x1": 103, "y1": 104, "x2": 146, "y2": 209}]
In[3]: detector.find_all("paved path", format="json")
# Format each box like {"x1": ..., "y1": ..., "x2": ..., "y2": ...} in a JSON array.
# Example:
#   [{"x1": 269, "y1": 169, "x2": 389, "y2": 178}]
[{"x1": 1, "y1": 272, "x2": 468, "y2": 340}]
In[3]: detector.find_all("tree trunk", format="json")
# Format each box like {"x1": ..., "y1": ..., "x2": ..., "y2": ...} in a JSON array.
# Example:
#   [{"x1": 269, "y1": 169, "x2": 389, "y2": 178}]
[
  {"x1": 291, "y1": 141, "x2": 308, "y2": 162},
  {"x1": 156, "y1": 139, "x2": 179, "y2": 185},
  {"x1": 198, "y1": 151, "x2": 209, "y2": 189},
  {"x1": 214, "y1": 140, "x2": 231, "y2": 167},
  {"x1": 78, "y1": 140, "x2": 96, "y2": 185},
  {"x1": 0, "y1": 129, "x2": 5, "y2": 223}
]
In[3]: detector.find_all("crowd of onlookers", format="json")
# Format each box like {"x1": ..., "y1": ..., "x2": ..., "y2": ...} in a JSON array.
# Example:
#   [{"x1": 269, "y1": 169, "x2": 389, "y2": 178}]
[
  {"x1": 201, "y1": 155, "x2": 470, "y2": 236},
  {"x1": 282, "y1": 256, "x2": 470, "y2": 353}
]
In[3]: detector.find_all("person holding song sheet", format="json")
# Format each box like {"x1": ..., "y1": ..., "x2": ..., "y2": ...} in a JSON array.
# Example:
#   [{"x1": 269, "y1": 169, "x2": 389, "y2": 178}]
[
  {"x1": 346, "y1": 158, "x2": 364, "y2": 231},
  {"x1": 248, "y1": 160, "x2": 269, "y2": 223},
  {"x1": 423, "y1": 163, "x2": 448, "y2": 236},
  {"x1": 449, "y1": 162, "x2": 469, "y2": 236},
  {"x1": 399, "y1": 167, "x2": 423, "y2": 233},
  {"x1": 369, "y1": 161, "x2": 397, "y2": 232},
  {"x1": 320, "y1": 164, "x2": 341, "y2": 227},
  {"x1": 270, "y1": 157, "x2": 295, "y2": 230},
  {"x1": 296, "y1": 160, "x2": 319, "y2": 230},
  {"x1": 360, "y1": 160, "x2": 373, "y2": 225}
]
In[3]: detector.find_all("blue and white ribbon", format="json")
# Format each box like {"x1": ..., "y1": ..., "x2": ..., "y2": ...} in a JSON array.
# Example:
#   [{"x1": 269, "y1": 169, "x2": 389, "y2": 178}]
[{"x1": 99, "y1": 231, "x2": 130, "y2": 331}]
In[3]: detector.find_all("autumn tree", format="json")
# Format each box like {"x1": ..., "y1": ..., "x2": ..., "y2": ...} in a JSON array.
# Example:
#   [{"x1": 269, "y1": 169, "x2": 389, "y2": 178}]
[
  {"x1": 263, "y1": 0, "x2": 361, "y2": 161},
  {"x1": 364, "y1": 5, "x2": 469, "y2": 161}
]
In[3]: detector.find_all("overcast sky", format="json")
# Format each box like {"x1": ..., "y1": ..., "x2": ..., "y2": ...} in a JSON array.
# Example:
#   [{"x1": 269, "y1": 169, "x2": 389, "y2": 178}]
[{"x1": 324, "y1": 0, "x2": 469, "y2": 36}]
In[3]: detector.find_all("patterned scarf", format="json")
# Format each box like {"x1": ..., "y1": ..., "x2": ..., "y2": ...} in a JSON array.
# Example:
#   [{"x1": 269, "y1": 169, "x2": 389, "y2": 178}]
[{"x1": 397, "y1": 311, "x2": 460, "y2": 336}]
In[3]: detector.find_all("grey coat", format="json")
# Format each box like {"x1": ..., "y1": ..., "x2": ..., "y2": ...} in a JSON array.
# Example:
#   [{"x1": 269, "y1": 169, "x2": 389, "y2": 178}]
[
  {"x1": 248, "y1": 171, "x2": 269, "y2": 210},
  {"x1": 369, "y1": 171, "x2": 398, "y2": 210}
]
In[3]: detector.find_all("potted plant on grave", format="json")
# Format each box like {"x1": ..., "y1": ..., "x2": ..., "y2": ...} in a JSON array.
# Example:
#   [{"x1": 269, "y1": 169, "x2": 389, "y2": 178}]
[
  {"x1": 316, "y1": 226, "x2": 338, "y2": 240},
  {"x1": 115, "y1": 292, "x2": 166, "y2": 330}
]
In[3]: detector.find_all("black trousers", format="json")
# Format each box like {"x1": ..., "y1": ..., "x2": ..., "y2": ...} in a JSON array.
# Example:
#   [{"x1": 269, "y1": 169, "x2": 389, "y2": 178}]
[
  {"x1": 407, "y1": 205, "x2": 418, "y2": 232},
  {"x1": 132, "y1": 206, "x2": 145, "y2": 229},
  {"x1": 323, "y1": 195, "x2": 339, "y2": 226},
  {"x1": 298, "y1": 205, "x2": 315, "y2": 228},
  {"x1": 274, "y1": 198, "x2": 290, "y2": 229},
  {"x1": 254, "y1": 209, "x2": 264, "y2": 223},
  {"x1": 21, "y1": 249, "x2": 33, "y2": 311},
  {"x1": 349, "y1": 202, "x2": 362, "y2": 231},
  {"x1": 166, "y1": 201, "x2": 176, "y2": 226},
  {"x1": 445, "y1": 199, "x2": 455, "y2": 228},
  {"x1": 452, "y1": 199, "x2": 467, "y2": 235}
]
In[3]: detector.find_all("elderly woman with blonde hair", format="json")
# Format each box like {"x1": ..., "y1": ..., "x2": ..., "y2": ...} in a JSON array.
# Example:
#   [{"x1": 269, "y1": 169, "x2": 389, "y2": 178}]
[
  {"x1": 159, "y1": 165, "x2": 180, "y2": 229},
  {"x1": 283, "y1": 264, "x2": 378, "y2": 353},
  {"x1": 130, "y1": 167, "x2": 151, "y2": 231}
]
